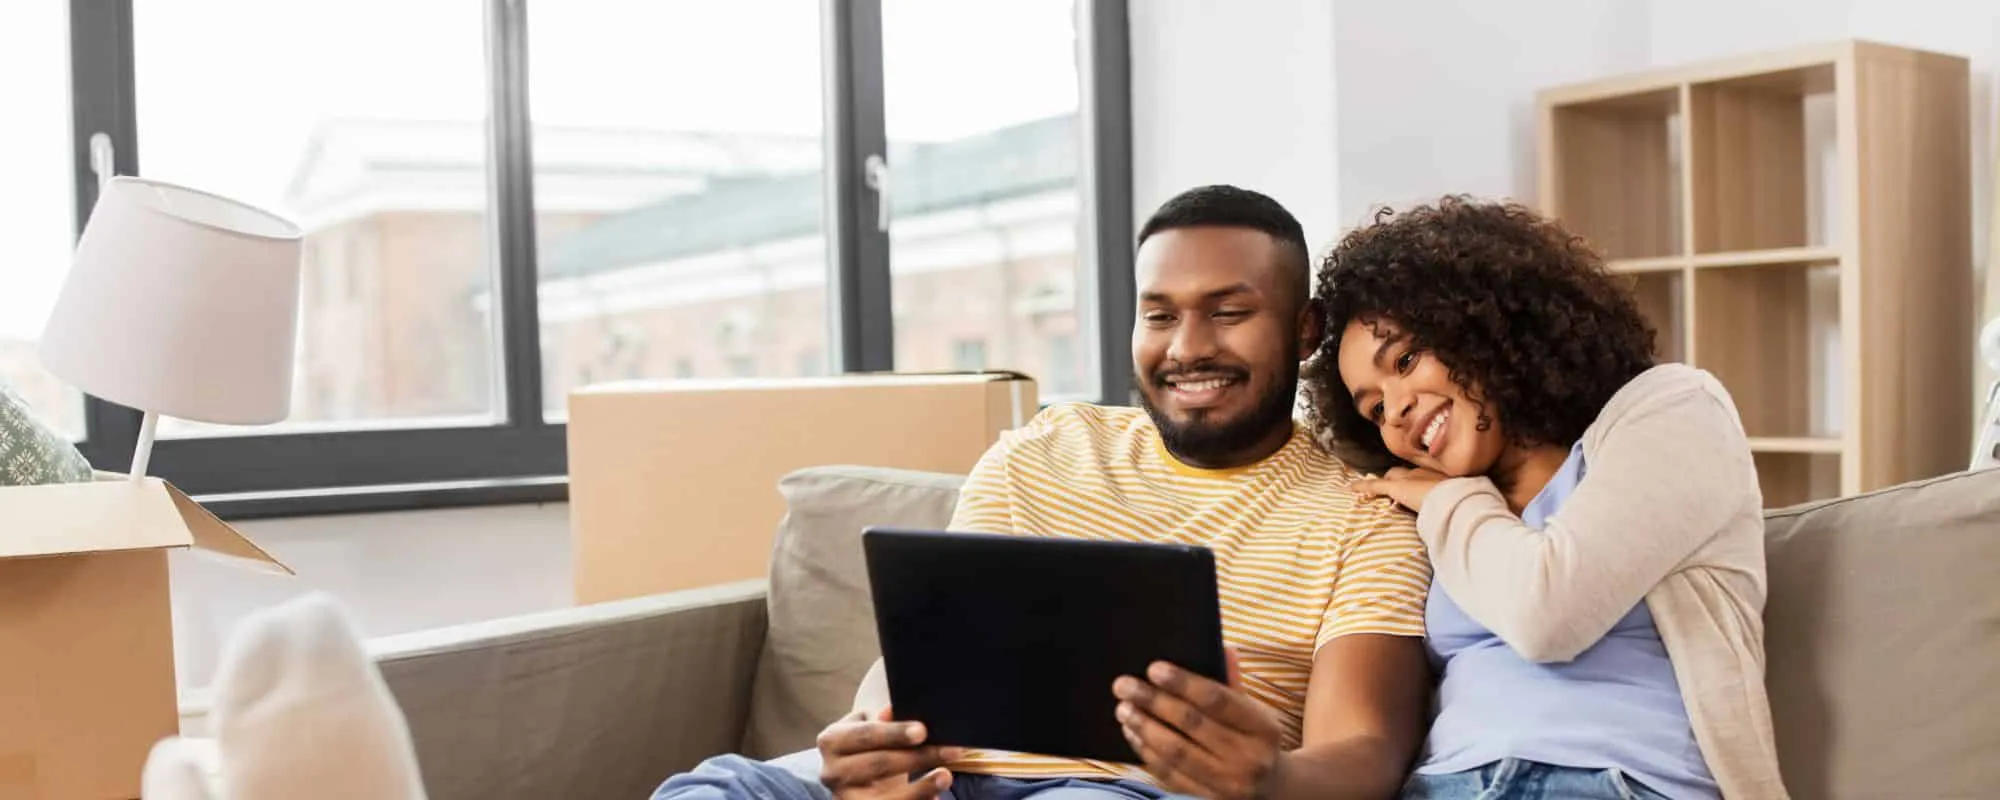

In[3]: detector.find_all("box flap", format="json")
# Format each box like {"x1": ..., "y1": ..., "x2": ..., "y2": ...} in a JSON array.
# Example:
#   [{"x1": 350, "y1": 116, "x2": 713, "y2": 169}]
[
  {"x1": 0, "y1": 479, "x2": 190, "y2": 560},
  {"x1": 164, "y1": 483, "x2": 294, "y2": 576},
  {"x1": 0, "y1": 478, "x2": 293, "y2": 574}
]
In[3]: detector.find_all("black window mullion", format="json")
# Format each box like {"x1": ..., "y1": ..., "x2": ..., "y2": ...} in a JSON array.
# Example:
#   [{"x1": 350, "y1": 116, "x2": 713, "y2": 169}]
[
  {"x1": 1080, "y1": 0, "x2": 1135, "y2": 406},
  {"x1": 67, "y1": 0, "x2": 143, "y2": 470},
  {"x1": 488, "y1": 0, "x2": 549, "y2": 428},
  {"x1": 824, "y1": 0, "x2": 893, "y2": 373},
  {"x1": 150, "y1": 425, "x2": 566, "y2": 496}
]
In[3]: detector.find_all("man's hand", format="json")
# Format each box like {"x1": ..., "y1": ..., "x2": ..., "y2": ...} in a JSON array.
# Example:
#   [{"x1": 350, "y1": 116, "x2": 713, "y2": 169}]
[
  {"x1": 1351, "y1": 466, "x2": 1449, "y2": 513},
  {"x1": 1112, "y1": 651, "x2": 1287, "y2": 800},
  {"x1": 816, "y1": 706, "x2": 963, "y2": 800}
]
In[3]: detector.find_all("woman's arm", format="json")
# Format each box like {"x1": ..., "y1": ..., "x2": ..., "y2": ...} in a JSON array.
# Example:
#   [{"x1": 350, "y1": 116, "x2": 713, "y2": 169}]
[{"x1": 1416, "y1": 376, "x2": 1758, "y2": 663}]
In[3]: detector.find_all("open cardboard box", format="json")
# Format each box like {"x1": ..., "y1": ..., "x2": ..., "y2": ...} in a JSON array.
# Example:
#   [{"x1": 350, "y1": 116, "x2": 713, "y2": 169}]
[{"x1": 0, "y1": 474, "x2": 289, "y2": 800}]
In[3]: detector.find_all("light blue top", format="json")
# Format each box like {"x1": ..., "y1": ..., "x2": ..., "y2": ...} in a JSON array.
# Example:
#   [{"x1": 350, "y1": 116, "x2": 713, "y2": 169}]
[{"x1": 1414, "y1": 442, "x2": 1717, "y2": 800}]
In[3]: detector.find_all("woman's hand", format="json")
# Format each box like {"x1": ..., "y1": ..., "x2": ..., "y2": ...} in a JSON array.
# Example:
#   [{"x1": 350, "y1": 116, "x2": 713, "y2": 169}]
[{"x1": 1352, "y1": 466, "x2": 1449, "y2": 513}]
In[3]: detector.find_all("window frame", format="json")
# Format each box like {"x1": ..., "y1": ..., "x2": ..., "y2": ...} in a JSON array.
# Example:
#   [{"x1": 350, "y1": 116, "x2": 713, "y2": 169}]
[{"x1": 63, "y1": 0, "x2": 1132, "y2": 519}]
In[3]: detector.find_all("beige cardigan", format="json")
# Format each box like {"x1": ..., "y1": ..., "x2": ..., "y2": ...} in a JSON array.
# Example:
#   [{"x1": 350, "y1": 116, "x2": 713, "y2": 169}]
[{"x1": 1416, "y1": 364, "x2": 1789, "y2": 799}]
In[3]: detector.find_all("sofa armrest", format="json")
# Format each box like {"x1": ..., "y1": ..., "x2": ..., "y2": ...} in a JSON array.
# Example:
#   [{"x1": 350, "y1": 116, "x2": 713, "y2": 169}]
[{"x1": 368, "y1": 580, "x2": 769, "y2": 800}]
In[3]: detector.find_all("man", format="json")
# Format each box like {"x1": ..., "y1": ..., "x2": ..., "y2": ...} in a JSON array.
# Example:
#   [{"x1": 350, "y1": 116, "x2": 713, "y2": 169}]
[{"x1": 654, "y1": 185, "x2": 1434, "y2": 800}]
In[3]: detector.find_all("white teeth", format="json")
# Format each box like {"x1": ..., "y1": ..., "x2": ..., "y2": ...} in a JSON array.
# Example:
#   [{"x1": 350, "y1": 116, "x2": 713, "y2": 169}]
[
  {"x1": 1421, "y1": 409, "x2": 1449, "y2": 450},
  {"x1": 1171, "y1": 378, "x2": 1233, "y2": 392}
]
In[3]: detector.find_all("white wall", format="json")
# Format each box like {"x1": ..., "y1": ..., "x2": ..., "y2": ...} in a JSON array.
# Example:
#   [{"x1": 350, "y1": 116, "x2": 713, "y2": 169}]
[
  {"x1": 1332, "y1": 0, "x2": 1647, "y2": 224},
  {"x1": 169, "y1": 502, "x2": 572, "y2": 690},
  {"x1": 1644, "y1": 0, "x2": 1852, "y2": 66},
  {"x1": 1129, "y1": 0, "x2": 1341, "y2": 253}
]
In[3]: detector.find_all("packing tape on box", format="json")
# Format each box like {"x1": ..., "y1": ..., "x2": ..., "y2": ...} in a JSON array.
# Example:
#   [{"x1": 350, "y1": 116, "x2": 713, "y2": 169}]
[{"x1": 1012, "y1": 380, "x2": 1028, "y2": 428}]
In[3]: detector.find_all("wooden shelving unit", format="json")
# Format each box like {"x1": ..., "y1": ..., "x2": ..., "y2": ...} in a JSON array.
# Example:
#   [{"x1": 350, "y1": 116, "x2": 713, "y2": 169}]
[{"x1": 1537, "y1": 41, "x2": 1975, "y2": 507}]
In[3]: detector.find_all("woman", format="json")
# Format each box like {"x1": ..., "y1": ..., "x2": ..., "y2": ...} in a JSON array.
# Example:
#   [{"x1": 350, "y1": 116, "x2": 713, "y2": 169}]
[{"x1": 1304, "y1": 197, "x2": 1787, "y2": 800}]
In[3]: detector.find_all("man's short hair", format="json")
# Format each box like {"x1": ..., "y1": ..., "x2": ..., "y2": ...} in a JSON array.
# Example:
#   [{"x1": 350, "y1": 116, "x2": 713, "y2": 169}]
[{"x1": 1137, "y1": 184, "x2": 1311, "y2": 311}]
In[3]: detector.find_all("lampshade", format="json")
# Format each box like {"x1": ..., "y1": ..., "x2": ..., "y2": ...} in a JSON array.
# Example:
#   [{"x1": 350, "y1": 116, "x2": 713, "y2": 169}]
[{"x1": 40, "y1": 176, "x2": 304, "y2": 425}]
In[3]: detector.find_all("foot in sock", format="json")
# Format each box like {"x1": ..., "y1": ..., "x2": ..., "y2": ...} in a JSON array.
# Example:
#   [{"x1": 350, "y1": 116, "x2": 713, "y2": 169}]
[
  {"x1": 141, "y1": 737, "x2": 218, "y2": 800},
  {"x1": 150, "y1": 592, "x2": 428, "y2": 800}
]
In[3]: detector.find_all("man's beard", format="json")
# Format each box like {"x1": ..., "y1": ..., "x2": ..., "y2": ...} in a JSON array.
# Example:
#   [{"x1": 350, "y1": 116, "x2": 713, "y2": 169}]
[{"x1": 1138, "y1": 356, "x2": 1301, "y2": 466}]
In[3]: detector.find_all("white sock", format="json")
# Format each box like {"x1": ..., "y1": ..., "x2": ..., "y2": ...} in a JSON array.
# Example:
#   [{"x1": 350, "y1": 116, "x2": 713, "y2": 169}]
[
  {"x1": 204, "y1": 592, "x2": 428, "y2": 799},
  {"x1": 141, "y1": 737, "x2": 218, "y2": 800}
]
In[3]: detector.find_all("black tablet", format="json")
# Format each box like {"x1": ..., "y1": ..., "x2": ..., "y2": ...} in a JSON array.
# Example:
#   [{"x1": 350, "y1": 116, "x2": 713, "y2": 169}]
[{"x1": 861, "y1": 526, "x2": 1228, "y2": 764}]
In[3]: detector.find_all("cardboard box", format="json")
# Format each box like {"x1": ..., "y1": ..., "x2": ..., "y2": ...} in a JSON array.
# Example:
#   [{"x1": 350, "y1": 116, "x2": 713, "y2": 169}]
[
  {"x1": 0, "y1": 476, "x2": 289, "y2": 800},
  {"x1": 568, "y1": 372, "x2": 1036, "y2": 604}
]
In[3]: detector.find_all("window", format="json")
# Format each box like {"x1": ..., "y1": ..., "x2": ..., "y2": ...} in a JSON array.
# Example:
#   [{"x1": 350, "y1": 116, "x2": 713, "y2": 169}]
[
  {"x1": 1046, "y1": 333, "x2": 1082, "y2": 398},
  {"x1": 883, "y1": 0, "x2": 1089, "y2": 396},
  {"x1": 529, "y1": 0, "x2": 829, "y2": 420},
  {"x1": 951, "y1": 339, "x2": 990, "y2": 372},
  {"x1": 55, "y1": 0, "x2": 1130, "y2": 516},
  {"x1": 0, "y1": 2, "x2": 85, "y2": 440},
  {"x1": 132, "y1": 0, "x2": 499, "y2": 434},
  {"x1": 796, "y1": 349, "x2": 825, "y2": 378}
]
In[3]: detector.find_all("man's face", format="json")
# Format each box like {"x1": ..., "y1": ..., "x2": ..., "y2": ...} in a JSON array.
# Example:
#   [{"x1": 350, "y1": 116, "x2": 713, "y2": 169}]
[{"x1": 1131, "y1": 226, "x2": 1314, "y2": 467}]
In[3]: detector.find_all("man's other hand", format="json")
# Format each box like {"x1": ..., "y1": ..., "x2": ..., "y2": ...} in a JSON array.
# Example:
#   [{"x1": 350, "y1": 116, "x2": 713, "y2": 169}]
[
  {"x1": 816, "y1": 706, "x2": 963, "y2": 800},
  {"x1": 1113, "y1": 650, "x2": 1287, "y2": 800}
]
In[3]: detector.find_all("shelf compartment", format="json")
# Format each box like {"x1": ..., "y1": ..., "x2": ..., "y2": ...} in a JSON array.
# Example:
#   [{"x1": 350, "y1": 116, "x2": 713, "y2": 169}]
[
  {"x1": 1694, "y1": 261, "x2": 1842, "y2": 440},
  {"x1": 1624, "y1": 269, "x2": 1687, "y2": 364},
  {"x1": 1546, "y1": 88, "x2": 1683, "y2": 260},
  {"x1": 1688, "y1": 64, "x2": 1839, "y2": 254},
  {"x1": 1756, "y1": 451, "x2": 1843, "y2": 508}
]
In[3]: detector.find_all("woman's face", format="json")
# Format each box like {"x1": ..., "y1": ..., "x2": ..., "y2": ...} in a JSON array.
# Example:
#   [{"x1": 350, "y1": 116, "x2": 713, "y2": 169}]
[{"x1": 1335, "y1": 317, "x2": 1508, "y2": 477}]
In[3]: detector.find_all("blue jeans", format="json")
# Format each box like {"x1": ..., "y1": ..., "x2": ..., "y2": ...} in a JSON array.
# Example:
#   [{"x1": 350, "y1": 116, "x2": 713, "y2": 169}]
[
  {"x1": 1401, "y1": 759, "x2": 1672, "y2": 800},
  {"x1": 653, "y1": 753, "x2": 1196, "y2": 800}
]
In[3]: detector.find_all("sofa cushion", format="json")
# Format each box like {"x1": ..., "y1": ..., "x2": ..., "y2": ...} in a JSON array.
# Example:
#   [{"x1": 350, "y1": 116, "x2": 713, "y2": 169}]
[
  {"x1": 741, "y1": 465, "x2": 963, "y2": 759},
  {"x1": 1763, "y1": 466, "x2": 2000, "y2": 799}
]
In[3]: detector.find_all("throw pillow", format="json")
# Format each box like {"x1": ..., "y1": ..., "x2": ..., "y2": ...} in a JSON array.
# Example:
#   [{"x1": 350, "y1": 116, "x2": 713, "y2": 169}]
[{"x1": 0, "y1": 380, "x2": 91, "y2": 485}]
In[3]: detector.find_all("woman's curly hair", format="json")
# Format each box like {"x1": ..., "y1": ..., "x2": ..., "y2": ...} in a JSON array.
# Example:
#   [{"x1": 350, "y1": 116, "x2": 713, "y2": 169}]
[{"x1": 1304, "y1": 196, "x2": 1657, "y2": 467}]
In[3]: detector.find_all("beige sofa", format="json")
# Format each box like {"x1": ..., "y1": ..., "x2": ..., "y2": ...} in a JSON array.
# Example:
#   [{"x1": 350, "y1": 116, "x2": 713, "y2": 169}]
[{"x1": 368, "y1": 464, "x2": 2000, "y2": 800}]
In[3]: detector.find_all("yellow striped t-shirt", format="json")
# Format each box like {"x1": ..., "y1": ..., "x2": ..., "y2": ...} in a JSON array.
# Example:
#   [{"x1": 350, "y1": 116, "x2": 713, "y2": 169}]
[{"x1": 943, "y1": 402, "x2": 1432, "y2": 781}]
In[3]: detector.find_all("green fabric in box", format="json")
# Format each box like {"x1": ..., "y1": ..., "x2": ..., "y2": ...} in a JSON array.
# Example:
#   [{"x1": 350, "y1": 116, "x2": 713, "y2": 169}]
[{"x1": 0, "y1": 380, "x2": 92, "y2": 485}]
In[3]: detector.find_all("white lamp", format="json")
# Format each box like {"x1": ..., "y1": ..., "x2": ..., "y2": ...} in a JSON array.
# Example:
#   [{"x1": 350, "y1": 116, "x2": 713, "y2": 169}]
[{"x1": 39, "y1": 175, "x2": 304, "y2": 479}]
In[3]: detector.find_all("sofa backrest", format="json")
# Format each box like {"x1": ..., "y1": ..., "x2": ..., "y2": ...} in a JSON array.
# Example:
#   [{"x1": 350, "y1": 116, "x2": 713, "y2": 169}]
[
  {"x1": 740, "y1": 465, "x2": 964, "y2": 758},
  {"x1": 376, "y1": 583, "x2": 768, "y2": 800},
  {"x1": 1762, "y1": 466, "x2": 2000, "y2": 799},
  {"x1": 755, "y1": 464, "x2": 2000, "y2": 796}
]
